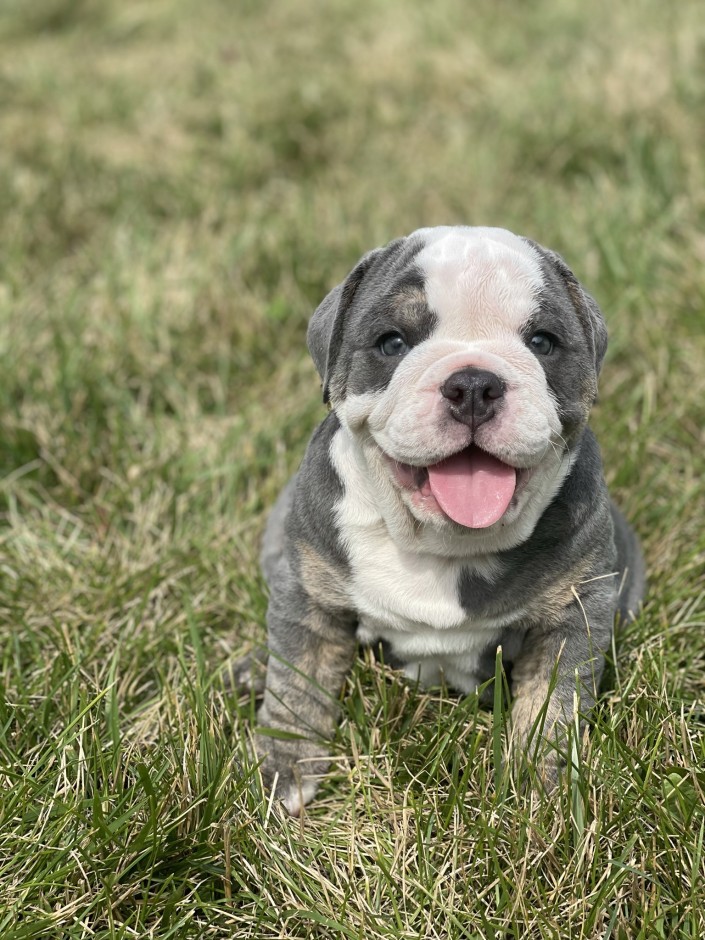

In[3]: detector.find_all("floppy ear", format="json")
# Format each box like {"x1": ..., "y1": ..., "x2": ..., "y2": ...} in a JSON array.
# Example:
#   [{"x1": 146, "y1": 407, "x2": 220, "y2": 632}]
[
  {"x1": 306, "y1": 246, "x2": 385, "y2": 404},
  {"x1": 539, "y1": 246, "x2": 609, "y2": 375}
]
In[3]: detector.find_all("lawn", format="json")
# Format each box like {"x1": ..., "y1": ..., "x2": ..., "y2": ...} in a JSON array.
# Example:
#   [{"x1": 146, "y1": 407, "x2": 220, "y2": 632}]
[{"x1": 1, "y1": 0, "x2": 704, "y2": 936}]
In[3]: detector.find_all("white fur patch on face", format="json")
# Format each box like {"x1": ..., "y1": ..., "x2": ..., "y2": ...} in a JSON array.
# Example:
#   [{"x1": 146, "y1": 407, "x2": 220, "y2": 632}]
[
  {"x1": 406, "y1": 227, "x2": 556, "y2": 463},
  {"x1": 363, "y1": 343, "x2": 561, "y2": 468},
  {"x1": 339, "y1": 226, "x2": 556, "y2": 465},
  {"x1": 413, "y1": 226, "x2": 544, "y2": 339}
]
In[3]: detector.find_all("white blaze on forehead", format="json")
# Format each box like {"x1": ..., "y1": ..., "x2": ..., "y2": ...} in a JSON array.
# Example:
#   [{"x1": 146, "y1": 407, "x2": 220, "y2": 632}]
[{"x1": 413, "y1": 226, "x2": 544, "y2": 339}]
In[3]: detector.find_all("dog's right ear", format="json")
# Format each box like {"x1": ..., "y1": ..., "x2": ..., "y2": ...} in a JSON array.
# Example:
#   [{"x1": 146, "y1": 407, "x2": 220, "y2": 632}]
[
  {"x1": 306, "y1": 248, "x2": 383, "y2": 405},
  {"x1": 308, "y1": 237, "x2": 413, "y2": 404}
]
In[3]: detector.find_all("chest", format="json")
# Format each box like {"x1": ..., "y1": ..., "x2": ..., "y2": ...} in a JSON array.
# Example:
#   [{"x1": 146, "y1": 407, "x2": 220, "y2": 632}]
[{"x1": 342, "y1": 517, "x2": 524, "y2": 635}]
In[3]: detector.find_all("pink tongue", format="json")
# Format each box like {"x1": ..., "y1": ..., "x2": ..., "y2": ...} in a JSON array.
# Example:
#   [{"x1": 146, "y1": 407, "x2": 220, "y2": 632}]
[{"x1": 427, "y1": 448, "x2": 517, "y2": 528}]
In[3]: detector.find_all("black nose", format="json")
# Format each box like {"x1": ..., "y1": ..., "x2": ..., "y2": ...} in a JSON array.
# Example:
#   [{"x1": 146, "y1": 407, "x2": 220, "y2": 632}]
[{"x1": 440, "y1": 368, "x2": 505, "y2": 429}]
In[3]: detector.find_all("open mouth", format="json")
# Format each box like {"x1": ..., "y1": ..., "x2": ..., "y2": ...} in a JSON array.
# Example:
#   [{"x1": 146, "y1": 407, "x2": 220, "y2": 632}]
[{"x1": 388, "y1": 445, "x2": 521, "y2": 529}]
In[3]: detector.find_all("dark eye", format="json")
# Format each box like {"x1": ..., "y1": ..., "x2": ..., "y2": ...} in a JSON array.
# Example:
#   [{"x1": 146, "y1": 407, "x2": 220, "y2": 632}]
[
  {"x1": 528, "y1": 332, "x2": 555, "y2": 356},
  {"x1": 378, "y1": 332, "x2": 409, "y2": 357}
]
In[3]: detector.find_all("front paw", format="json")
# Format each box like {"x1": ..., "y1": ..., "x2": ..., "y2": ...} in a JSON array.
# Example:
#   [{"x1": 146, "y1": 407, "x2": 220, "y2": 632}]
[
  {"x1": 508, "y1": 697, "x2": 569, "y2": 791},
  {"x1": 256, "y1": 729, "x2": 332, "y2": 815}
]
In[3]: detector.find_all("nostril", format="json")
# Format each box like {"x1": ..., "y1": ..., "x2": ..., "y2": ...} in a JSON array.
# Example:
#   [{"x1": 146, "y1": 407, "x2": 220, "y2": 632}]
[
  {"x1": 483, "y1": 375, "x2": 504, "y2": 401},
  {"x1": 443, "y1": 383, "x2": 464, "y2": 403}
]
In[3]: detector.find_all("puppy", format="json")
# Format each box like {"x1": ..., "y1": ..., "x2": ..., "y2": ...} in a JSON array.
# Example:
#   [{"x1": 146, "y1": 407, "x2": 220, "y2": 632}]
[{"x1": 236, "y1": 226, "x2": 644, "y2": 814}]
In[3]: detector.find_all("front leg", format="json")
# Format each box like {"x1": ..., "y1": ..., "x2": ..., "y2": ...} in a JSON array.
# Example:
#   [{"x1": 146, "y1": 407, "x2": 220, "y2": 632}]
[
  {"x1": 509, "y1": 580, "x2": 616, "y2": 786},
  {"x1": 257, "y1": 580, "x2": 356, "y2": 814}
]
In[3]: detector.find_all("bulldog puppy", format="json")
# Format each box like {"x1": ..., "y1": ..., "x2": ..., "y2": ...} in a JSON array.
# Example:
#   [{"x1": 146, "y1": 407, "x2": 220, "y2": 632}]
[{"x1": 237, "y1": 226, "x2": 644, "y2": 814}]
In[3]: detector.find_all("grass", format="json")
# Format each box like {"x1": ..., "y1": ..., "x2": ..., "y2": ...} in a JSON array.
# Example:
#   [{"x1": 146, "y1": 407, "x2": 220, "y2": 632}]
[{"x1": 0, "y1": 0, "x2": 704, "y2": 935}]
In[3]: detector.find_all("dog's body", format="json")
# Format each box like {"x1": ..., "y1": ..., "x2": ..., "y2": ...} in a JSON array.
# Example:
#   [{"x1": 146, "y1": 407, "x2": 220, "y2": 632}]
[{"x1": 239, "y1": 226, "x2": 644, "y2": 814}]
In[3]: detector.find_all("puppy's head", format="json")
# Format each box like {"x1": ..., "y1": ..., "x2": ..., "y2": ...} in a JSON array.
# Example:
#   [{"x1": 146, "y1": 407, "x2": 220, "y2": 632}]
[{"x1": 308, "y1": 227, "x2": 607, "y2": 538}]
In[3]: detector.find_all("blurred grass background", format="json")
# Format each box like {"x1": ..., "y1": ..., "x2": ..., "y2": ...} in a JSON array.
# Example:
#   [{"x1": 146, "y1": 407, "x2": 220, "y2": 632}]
[{"x1": 0, "y1": 0, "x2": 704, "y2": 937}]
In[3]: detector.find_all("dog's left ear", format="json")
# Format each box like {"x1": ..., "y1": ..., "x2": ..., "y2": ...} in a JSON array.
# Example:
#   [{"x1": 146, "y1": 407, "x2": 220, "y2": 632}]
[
  {"x1": 307, "y1": 239, "x2": 406, "y2": 404},
  {"x1": 537, "y1": 245, "x2": 609, "y2": 376}
]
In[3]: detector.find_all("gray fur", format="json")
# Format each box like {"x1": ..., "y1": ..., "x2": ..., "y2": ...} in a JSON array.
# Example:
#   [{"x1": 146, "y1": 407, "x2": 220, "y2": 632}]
[
  {"x1": 307, "y1": 237, "x2": 430, "y2": 404},
  {"x1": 528, "y1": 240, "x2": 609, "y2": 377},
  {"x1": 231, "y1": 227, "x2": 644, "y2": 812},
  {"x1": 522, "y1": 241, "x2": 609, "y2": 441},
  {"x1": 611, "y1": 502, "x2": 646, "y2": 621}
]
